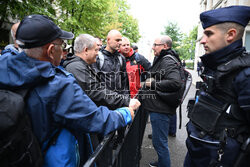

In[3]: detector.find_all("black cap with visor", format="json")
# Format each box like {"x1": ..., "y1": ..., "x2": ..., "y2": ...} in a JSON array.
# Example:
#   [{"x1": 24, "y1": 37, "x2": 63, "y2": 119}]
[{"x1": 16, "y1": 15, "x2": 74, "y2": 49}]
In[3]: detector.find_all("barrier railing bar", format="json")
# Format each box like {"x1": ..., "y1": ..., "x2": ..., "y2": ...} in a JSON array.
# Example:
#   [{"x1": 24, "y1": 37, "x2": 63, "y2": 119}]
[{"x1": 83, "y1": 132, "x2": 115, "y2": 167}]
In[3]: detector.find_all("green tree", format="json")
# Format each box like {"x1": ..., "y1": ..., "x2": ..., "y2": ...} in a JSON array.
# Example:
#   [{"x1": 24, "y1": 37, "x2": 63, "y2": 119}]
[
  {"x1": 1, "y1": 0, "x2": 141, "y2": 44},
  {"x1": 162, "y1": 22, "x2": 198, "y2": 60},
  {"x1": 52, "y1": 0, "x2": 140, "y2": 43},
  {"x1": 178, "y1": 26, "x2": 198, "y2": 60},
  {"x1": 116, "y1": 0, "x2": 140, "y2": 43},
  {"x1": 55, "y1": 0, "x2": 115, "y2": 40},
  {"x1": 0, "y1": 0, "x2": 55, "y2": 28},
  {"x1": 162, "y1": 21, "x2": 183, "y2": 51}
]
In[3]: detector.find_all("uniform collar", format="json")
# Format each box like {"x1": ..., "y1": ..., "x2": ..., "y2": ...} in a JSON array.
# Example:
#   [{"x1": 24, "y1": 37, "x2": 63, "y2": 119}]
[{"x1": 200, "y1": 40, "x2": 245, "y2": 70}]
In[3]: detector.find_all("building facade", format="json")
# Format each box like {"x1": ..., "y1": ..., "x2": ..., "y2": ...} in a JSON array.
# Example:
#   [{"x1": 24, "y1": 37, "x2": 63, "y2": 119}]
[{"x1": 194, "y1": 0, "x2": 250, "y2": 71}]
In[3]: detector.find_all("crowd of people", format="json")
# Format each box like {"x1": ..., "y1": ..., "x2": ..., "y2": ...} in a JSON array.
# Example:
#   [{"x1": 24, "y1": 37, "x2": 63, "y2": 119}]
[{"x1": 0, "y1": 5, "x2": 250, "y2": 167}]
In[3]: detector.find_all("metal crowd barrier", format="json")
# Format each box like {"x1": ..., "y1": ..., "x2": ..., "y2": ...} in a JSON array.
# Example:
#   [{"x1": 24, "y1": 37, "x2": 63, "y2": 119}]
[{"x1": 83, "y1": 106, "x2": 148, "y2": 167}]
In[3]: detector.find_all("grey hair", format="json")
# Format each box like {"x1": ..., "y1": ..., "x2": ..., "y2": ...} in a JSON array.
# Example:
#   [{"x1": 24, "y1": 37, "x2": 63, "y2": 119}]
[
  {"x1": 95, "y1": 38, "x2": 100, "y2": 43},
  {"x1": 74, "y1": 34, "x2": 96, "y2": 54},
  {"x1": 16, "y1": 40, "x2": 43, "y2": 59},
  {"x1": 160, "y1": 35, "x2": 172, "y2": 48}
]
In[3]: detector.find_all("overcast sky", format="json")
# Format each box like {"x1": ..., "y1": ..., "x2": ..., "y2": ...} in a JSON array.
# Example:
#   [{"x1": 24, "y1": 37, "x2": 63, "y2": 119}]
[
  {"x1": 126, "y1": 0, "x2": 201, "y2": 59},
  {"x1": 127, "y1": 0, "x2": 201, "y2": 37}
]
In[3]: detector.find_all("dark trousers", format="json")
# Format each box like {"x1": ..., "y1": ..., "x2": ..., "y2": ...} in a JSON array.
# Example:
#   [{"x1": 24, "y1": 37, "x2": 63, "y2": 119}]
[{"x1": 169, "y1": 114, "x2": 177, "y2": 135}]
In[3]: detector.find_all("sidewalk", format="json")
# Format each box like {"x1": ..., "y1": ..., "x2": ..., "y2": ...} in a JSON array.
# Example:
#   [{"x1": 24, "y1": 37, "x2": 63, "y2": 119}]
[{"x1": 140, "y1": 70, "x2": 198, "y2": 167}]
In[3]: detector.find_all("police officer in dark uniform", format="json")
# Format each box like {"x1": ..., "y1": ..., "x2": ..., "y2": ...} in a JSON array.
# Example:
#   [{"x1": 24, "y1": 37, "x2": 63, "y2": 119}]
[{"x1": 184, "y1": 6, "x2": 250, "y2": 167}]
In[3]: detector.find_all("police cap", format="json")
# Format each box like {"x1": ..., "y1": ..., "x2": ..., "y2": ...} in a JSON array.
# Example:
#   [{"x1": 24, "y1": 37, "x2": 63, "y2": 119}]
[{"x1": 200, "y1": 5, "x2": 250, "y2": 29}]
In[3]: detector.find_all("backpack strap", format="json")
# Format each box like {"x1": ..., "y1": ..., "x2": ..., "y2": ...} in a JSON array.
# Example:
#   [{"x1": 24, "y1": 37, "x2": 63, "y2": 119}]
[
  {"x1": 164, "y1": 55, "x2": 193, "y2": 129},
  {"x1": 134, "y1": 52, "x2": 140, "y2": 64},
  {"x1": 134, "y1": 52, "x2": 142, "y2": 75},
  {"x1": 164, "y1": 55, "x2": 183, "y2": 129},
  {"x1": 98, "y1": 51, "x2": 105, "y2": 69},
  {"x1": 164, "y1": 55, "x2": 192, "y2": 100},
  {"x1": 164, "y1": 54, "x2": 181, "y2": 66},
  {"x1": 117, "y1": 54, "x2": 123, "y2": 67}
]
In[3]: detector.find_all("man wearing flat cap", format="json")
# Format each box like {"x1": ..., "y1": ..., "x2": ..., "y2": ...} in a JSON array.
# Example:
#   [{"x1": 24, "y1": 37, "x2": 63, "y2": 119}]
[
  {"x1": 184, "y1": 6, "x2": 250, "y2": 167},
  {"x1": 0, "y1": 15, "x2": 139, "y2": 166}
]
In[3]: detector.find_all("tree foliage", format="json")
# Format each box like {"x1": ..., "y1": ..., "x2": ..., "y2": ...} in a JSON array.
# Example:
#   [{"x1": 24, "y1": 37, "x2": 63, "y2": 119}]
[
  {"x1": 162, "y1": 21, "x2": 198, "y2": 60},
  {"x1": 55, "y1": 0, "x2": 113, "y2": 39},
  {"x1": 0, "y1": 0, "x2": 55, "y2": 28},
  {"x1": 1, "y1": 0, "x2": 140, "y2": 44},
  {"x1": 178, "y1": 26, "x2": 198, "y2": 60},
  {"x1": 116, "y1": 0, "x2": 140, "y2": 43},
  {"x1": 162, "y1": 22, "x2": 183, "y2": 50}
]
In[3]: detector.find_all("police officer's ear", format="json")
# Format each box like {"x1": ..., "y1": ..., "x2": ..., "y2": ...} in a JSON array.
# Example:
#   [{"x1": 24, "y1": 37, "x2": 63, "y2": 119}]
[{"x1": 226, "y1": 28, "x2": 237, "y2": 43}]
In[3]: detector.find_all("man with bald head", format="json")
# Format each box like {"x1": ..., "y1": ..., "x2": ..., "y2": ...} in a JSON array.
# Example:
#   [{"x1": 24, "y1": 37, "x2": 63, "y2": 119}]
[
  {"x1": 93, "y1": 29, "x2": 129, "y2": 95},
  {"x1": 93, "y1": 30, "x2": 130, "y2": 145},
  {"x1": 106, "y1": 30, "x2": 122, "y2": 53}
]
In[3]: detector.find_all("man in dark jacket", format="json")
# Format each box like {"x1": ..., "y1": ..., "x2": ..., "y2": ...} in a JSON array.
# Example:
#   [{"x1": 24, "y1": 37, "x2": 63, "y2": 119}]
[
  {"x1": 92, "y1": 30, "x2": 131, "y2": 146},
  {"x1": 142, "y1": 35, "x2": 183, "y2": 167},
  {"x1": 93, "y1": 30, "x2": 129, "y2": 95},
  {"x1": 0, "y1": 15, "x2": 138, "y2": 166},
  {"x1": 119, "y1": 37, "x2": 151, "y2": 98},
  {"x1": 63, "y1": 34, "x2": 140, "y2": 110},
  {"x1": 184, "y1": 6, "x2": 250, "y2": 167}
]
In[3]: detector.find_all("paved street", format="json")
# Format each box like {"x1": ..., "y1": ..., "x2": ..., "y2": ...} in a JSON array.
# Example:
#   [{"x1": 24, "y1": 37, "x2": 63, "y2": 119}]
[{"x1": 140, "y1": 70, "x2": 199, "y2": 167}]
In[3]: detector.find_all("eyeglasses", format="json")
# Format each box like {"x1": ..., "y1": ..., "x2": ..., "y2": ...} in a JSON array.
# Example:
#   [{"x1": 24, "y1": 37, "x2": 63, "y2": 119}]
[
  {"x1": 52, "y1": 42, "x2": 67, "y2": 50},
  {"x1": 153, "y1": 43, "x2": 165, "y2": 47}
]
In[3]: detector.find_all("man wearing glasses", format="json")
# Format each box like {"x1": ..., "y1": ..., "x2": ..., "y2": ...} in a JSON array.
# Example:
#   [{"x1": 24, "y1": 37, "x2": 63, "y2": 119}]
[{"x1": 142, "y1": 35, "x2": 183, "y2": 167}]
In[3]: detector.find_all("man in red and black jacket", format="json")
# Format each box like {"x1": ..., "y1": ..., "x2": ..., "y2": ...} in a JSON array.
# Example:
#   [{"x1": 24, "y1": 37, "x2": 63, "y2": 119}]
[{"x1": 119, "y1": 37, "x2": 151, "y2": 98}]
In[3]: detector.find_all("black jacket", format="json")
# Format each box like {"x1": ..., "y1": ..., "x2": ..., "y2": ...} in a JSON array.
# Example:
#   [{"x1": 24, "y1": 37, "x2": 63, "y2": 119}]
[
  {"x1": 141, "y1": 49, "x2": 182, "y2": 115},
  {"x1": 92, "y1": 49, "x2": 129, "y2": 95},
  {"x1": 63, "y1": 55, "x2": 130, "y2": 110}
]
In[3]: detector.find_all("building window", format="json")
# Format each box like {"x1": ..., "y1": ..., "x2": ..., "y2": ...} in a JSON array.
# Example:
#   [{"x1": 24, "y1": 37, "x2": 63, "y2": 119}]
[{"x1": 245, "y1": 31, "x2": 250, "y2": 52}]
